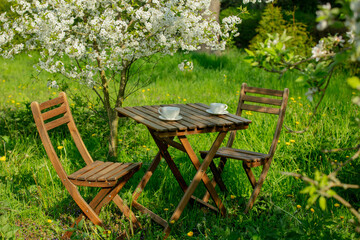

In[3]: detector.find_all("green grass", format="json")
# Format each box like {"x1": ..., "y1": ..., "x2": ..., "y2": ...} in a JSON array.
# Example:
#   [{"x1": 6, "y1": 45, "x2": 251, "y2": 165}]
[{"x1": 0, "y1": 49, "x2": 359, "y2": 239}]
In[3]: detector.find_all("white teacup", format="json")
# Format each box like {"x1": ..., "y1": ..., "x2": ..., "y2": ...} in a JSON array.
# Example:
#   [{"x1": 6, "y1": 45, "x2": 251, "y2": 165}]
[
  {"x1": 210, "y1": 103, "x2": 228, "y2": 114},
  {"x1": 158, "y1": 106, "x2": 180, "y2": 120}
]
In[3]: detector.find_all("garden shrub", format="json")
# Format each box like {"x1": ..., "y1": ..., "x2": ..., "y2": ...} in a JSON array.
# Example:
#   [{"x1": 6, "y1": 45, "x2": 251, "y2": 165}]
[{"x1": 249, "y1": 4, "x2": 314, "y2": 56}]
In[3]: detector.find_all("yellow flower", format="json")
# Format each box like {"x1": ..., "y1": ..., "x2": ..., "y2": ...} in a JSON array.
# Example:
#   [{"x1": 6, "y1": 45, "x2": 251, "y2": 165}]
[
  {"x1": 290, "y1": 97, "x2": 295, "y2": 101},
  {"x1": 295, "y1": 121, "x2": 300, "y2": 125},
  {"x1": 334, "y1": 203, "x2": 340, "y2": 207},
  {"x1": 340, "y1": 216, "x2": 344, "y2": 219},
  {"x1": 245, "y1": 111, "x2": 253, "y2": 116},
  {"x1": 57, "y1": 146, "x2": 64, "y2": 150},
  {"x1": 164, "y1": 208, "x2": 169, "y2": 211},
  {"x1": 296, "y1": 205, "x2": 301, "y2": 209},
  {"x1": 183, "y1": 99, "x2": 187, "y2": 101},
  {"x1": 119, "y1": 139, "x2": 123, "y2": 142},
  {"x1": 278, "y1": 140, "x2": 280, "y2": 143},
  {"x1": 92, "y1": 133, "x2": 96, "y2": 137},
  {"x1": 346, "y1": 156, "x2": 349, "y2": 158},
  {"x1": 143, "y1": 145, "x2": 146, "y2": 148},
  {"x1": 166, "y1": 93, "x2": 170, "y2": 97},
  {"x1": 147, "y1": 88, "x2": 150, "y2": 91},
  {"x1": 292, "y1": 100, "x2": 297, "y2": 103},
  {"x1": 146, "y1": 148, "x2": 150, "y2": 151},
  {"x1": 230, "y1": 195, "x2": 236, "y2": 199},
  {"x1": 11, "y1": 100, "x2": 15, "y2": 103},
  {"x1": 71, "y1": 103, "x2": 75, "y2": 106},
  {"x1": 309, "y1": 112, "x2": 312, "y2": 115},
  {"x1": 286, "y1": 194, "x2": 294, "y2": 197},
  {"x1": 298, "y1": 97, "x2": 301, "y2": 99},
  {"x1": 107, "y1": 230, "x2": 111, "y2": 234},
  {"x1": 178, "y1": 96, "x2": 181, "y2": 99},
  {"x1": 47, "y1": 219, "x2": 52, "y2": 223},
  {"x1": 8, "y1": 95, "x2": 11, "y2": 98},
  {"x1": 322, "y1": 114, "x2": 326, "y2": 117},
  {"x1": 352, "y1": 92, "x2": 356, "y2": 95},
  {"x1": 0, "y1": 156, "x2": 6, "y2": 161},
  {"x1": 52, "y1": 92, "x2": 57, "y2": 95},
  {"x1": 286, "y1": 142, "x2": 290, "y2": 146},
  {"x1": 170, "y1": 220, "x2": 175, "y2": 224},
  {"x1": 310, "y1": 208, "x2": 315, "y2": 213},
  {"x1": 290, "y1": 140, "x2": 295, "y2": 143},
  {"x1": 299, "y1": 103, "x2": 303, "y2": 107},
  {"x1": 187, "y1": 231, "x2": 194, "y2": 237},
  {"x1": 2, "y1": 79, "x2": 5, "y2": 82},
  {"x1": 334, "y1": 160, "x2": 337, "y2": 163},
  {"x1": 142, "y1": 89, "x2": 145, "y2": 93}
]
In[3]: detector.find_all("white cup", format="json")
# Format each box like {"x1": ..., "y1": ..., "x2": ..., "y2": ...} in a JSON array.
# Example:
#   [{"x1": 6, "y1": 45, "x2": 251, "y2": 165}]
[
  {"x1": 158, "y1": 106, "x2": 180, "y2": 120},
  {"x1": 210, "y1": 103, "x2": 228, "y2": 114}
]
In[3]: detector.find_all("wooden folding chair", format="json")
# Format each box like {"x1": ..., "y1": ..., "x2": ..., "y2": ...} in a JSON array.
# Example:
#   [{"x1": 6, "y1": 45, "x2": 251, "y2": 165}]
[
  {"x1": 200, "y1": 83, "x2": 289, "y2": 213},
  {"x1": 31, "y1": 92, "x2": 142, "y2": 239}
]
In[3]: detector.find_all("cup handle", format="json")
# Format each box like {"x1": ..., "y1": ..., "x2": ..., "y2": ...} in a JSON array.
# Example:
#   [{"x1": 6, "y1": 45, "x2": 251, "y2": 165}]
[
  {"x1": 158, "y1": 107, "x2": 163, "y2": 115},
  {"x1": 224, "y1": 104, "x2": 228, "y2": 111}
]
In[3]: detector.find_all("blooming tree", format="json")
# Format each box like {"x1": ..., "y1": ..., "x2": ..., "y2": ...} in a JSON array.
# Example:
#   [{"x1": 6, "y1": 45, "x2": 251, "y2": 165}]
[{"x1": 0, "y1": 0, "x2": 250, "y2": 157}]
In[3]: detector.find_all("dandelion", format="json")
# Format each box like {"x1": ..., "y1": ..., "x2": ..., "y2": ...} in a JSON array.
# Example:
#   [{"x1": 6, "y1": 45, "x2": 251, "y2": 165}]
[
  {"x1": 166, "y1": 93, "x2": 170, "y2": 97},
  {"x1": 290, "y1": 97, "x2": 295, "y2": 101},
  {"x1": 98, "y1": 86, "x2": 102, "y2": 89},
  {"x1": 230, "y1": 195, "x2": 236, "y2": 199},
  {"x1": 286, "y1": 142, "x2": 290, "y2": 146},
  {"x1": 107, "y1": 230, "x2": 111, "y2": 234},
  {"x1": 310, "y1": 208, "x2": 315, "y2": 213},
  {"x1": 290, "y1": 139, "x2": 295, "y2": 143},
  {"x1": 47, "y1": 219, "x2": 52, "y2": 223},
  {"x1": 52, "y1": 92, "x2": 57, "y2": 95},
  {"x1": 278, "y1": 140, "x2": 280, "y2": 143},
  {"x1": 170, "y1": 220, "x2": 175, "y2": 224},
  {"x1": 92, "y1": 133, "x2": 96, "y2": 137},
  {"x1": 340, "y1": 216, "x2": 344, "y2": 219},
  {"x1": 71, "y1": 103, "x2": 75, "y2": 106},
  {"x1": 298, "y1": 97, "x2": 301, "y2": 99},
  {"x1": 143, "y1": 145, "x2": 146, "y2": 148},
  {"x1": 295, "y1": 177, "x2": 299, "y2": 180},
  {"x1": 183, "y1": 99, "x2": 187, "y2": 101},
  {"x1": 334, "y1": 160, "x2": 337, "y2": 163},
  {"x1": 296, "y1": 121, "x2": 300, "y2": 125},
  {"x1": 352, "y1": 92, "x2": 356, "y2": 95},
  {"x1": 11, "y1": 100, "x2": 15, "y2": 103},
  {"x1": 142, "y1": 89, "x2": 145, "y2": 93},
  {"x1": 8, "y1": 95, "x2": 11, "y2": 98},
  {"x1": 147, "y1": 88, "x2": 150, "y2": 91},
  {"x1": 119, "y1": 139, "x2": 123, "y2": 142},
  {"x1": 297, "y1": 205, "x2": 301, "y2": 209},
  {"x1": 322, "y1": 114, "x2": 326, "y2": 117},
  {"x1": 187, "y1": 231, "x2": 194, "y2": 237},
  {"x1": 0, "y1": 156, "x2": 6, "y2": 161},
  {"x1": 346, "y1": 156, "x2": 349, "y2": 158},
  {"x1": 309, "y1": 112, "x2": 313, "y2": 115},
  {"x1": 293, "y1": 100, "x2": 297, "y2": 103},
  {"x1": 2, "y1": 80, "x2": 5, "y2": 82},
  {"x1": 146, "y1": 148, "x2": 150, "y2": 151},
  {"x1": 178, "y1": 96, "x2": 181, "y2": 99},
  {"x1": 164, "y1": 208, "x2": 169, "y2": 211},
  {"x1": 299, "y1": 103, "x2": 303, "y2": 107},
  {"x1": 334, "y1": 203, "x2": 340, "y2": 207},
  {"x1": 57, "y1": 146, "x2": 64, "y2": 150}
]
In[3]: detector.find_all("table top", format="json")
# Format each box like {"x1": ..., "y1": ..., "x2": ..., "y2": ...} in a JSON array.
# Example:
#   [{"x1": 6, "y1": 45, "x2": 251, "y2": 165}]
[{"x1": 116, "y1": 103, "x2": 251, "y2": 137}]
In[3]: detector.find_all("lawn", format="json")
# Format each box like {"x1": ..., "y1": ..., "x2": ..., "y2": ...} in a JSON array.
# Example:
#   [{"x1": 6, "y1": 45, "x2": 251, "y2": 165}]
[{"x1": 0, "y1": 49, "x2": 359, "y2": 239}]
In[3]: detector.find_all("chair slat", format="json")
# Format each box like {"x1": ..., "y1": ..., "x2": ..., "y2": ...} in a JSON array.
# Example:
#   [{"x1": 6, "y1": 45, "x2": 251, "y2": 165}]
[
  {"x1": 98, "y1": 163, "x2": 131, "y2": 181},
  {"x1": 87, "y1": 162, "x2": 123, "y2": 181},
  {"x1": 241, "y1": 104, "x2": 280, "y2": 115},
  {"x1": 76, "y1": 162, "x2": 114, "y2": 181},
  {"x1": 243, "y1": 95, "x2": 282, "y2": 106},
  {"x1": 45, "y1": 115, "x2": 71, "y2": 130},
  {"x1": 108, "y1": 163, "x2": 141, "y2": 181},
  {"x1": 68, "y1": 161, "x2": 104, "y2": 180},
  {"x1": 40, "y1": 95, "x2": 65, "y2": 110},
  {"x1": 42, "y1": 105, "x2": 67, "y2": 121},
  {"x1": 244, "y1": 86, "x2": 284, "y2": 97}
]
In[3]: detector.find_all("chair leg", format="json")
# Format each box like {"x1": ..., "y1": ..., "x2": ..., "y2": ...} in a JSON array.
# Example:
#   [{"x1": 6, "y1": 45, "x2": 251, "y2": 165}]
[
  {"x1": 244, "y1": 159, "x2": 272, "y2": 214},
  {"x1": 202, "y1": 157, "x2": 228, "y2": 203},
  {"x1": 242, "y1": 162, "x2": 257, "y2": 189}
]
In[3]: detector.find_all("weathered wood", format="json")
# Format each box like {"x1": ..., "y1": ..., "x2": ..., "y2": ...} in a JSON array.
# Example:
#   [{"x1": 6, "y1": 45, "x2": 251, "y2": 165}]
[
  {"x1": 45, "y1": 115, "x2": 71, "y2": 131},
  {"x1": 241, "y1": 104, "x2": 280, "y2": 115},
  {"x1": 31, "y1": 92, "x2": 142, "y2": 239},
  {"x1": 243, "y1": 95, "x2": 282, "y2": 106},
  {"x1": 39, "y1": 95, "x2": 64, "y2": 110},
  {"x1": 244, "y1": 86, "x2": 284, "y2": 97},
  {"x1": 42, "y1": 105, "x2": 67, "y2": 121}
]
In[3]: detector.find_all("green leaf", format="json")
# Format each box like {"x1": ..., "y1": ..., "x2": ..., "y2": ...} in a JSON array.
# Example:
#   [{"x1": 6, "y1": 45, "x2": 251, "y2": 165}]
[
  {"x1": 319, "y1": 196, "x2": 327, "y2": 210},
  {"x1": 295, "y1": 76, "x2": 304, "y2": 83},
  {"x1": 245, "y1": 48, "x2": 255, "y2": 57},
  {"x1": 77, "y1": 218, "x2": 84, "y2": 229},
  {"x1": 326, "y1": 189, "x2": 336, "y2": 197},
  {"x1": 347, "y1": 76, "x2": 360, "y2": 90}
]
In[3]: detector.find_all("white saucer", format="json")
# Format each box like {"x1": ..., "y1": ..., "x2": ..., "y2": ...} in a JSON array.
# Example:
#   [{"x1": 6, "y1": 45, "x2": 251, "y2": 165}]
[
  {"x1": 159, "y1": 115, "x2": 183, "y2": 121},
  {"x1": 206, "y1": 109, "x2": 229, "y2": 115}
]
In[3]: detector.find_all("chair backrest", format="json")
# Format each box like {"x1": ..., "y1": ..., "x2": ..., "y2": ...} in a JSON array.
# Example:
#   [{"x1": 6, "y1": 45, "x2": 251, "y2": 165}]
[
  {"x1": 228, "y1": 83, "x2": 289, "y2": 157},
  {"x1": 31, "y1": 92, "x2": 94, "y2": 180}
]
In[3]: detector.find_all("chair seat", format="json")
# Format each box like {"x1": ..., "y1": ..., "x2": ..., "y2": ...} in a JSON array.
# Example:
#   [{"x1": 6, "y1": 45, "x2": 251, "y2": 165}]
[
  {"x1": 200, "y1": 147, "x2": 270, "y2": 167},
  {"x1": 68, "y1": 161, "x2": 142, "y2": 187}
]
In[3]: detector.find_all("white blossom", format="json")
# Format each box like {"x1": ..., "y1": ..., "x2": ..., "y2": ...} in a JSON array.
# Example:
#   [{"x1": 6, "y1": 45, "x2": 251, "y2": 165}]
[
  {"x1": 305, "y1": 87, "x2": 318, "y2": 102},
  {"x1": 311, "y1": 40, "x2": 327, "y2": 61}
]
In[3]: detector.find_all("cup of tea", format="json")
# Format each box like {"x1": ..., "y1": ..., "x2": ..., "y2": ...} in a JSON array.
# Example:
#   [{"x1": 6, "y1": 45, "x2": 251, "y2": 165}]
[
  {"x1": 158, "y1": 106, "x2": 180, "y2": 120},
  {"x1": 210, "y1": 103, "x2": 228, "y2": 114}
]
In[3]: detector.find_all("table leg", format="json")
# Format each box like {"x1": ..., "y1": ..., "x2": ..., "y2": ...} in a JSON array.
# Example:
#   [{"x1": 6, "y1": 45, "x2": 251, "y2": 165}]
[
  {"x1": 149, "y1": 131, "x2": 188, "y2": 192},
  {"x1": 164, "y1": 131, "x2": 228, "y2": 238},
  {"x1": 178, "y1": 135, "x2": 226, "y2": 215}
]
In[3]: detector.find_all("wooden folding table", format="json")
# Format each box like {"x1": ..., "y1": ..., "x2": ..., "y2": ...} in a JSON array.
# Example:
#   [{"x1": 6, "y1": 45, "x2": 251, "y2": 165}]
[{"x1": 116, "y1": 103, "x2": 251, "y2": 237}]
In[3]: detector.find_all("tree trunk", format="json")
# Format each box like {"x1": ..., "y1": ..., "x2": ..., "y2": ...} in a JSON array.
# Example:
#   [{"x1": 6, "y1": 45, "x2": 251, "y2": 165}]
[{"x1": 200, "y1": 0, "x2": 221, "y2": 53}]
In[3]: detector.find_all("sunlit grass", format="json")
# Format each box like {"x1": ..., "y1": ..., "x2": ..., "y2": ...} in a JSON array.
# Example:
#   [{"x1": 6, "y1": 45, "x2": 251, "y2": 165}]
[{"x1": 0, "y1": 49, "x2": 359, "y2": 239}]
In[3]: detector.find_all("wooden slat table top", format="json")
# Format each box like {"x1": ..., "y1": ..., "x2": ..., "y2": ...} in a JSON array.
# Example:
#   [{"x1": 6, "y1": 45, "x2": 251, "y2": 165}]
[{"x1": 116, "y1": 103, "x2": 251, "y2": 136}]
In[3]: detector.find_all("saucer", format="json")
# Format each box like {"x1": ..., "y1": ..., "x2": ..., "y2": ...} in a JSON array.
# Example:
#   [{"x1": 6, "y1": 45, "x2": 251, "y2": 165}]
[
  {"x1": 206, "y1": 109, "x2": 229, "y2": 115},
  {"x1": 159, "y1": 115, "x2": 183, "y2": 121}
]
